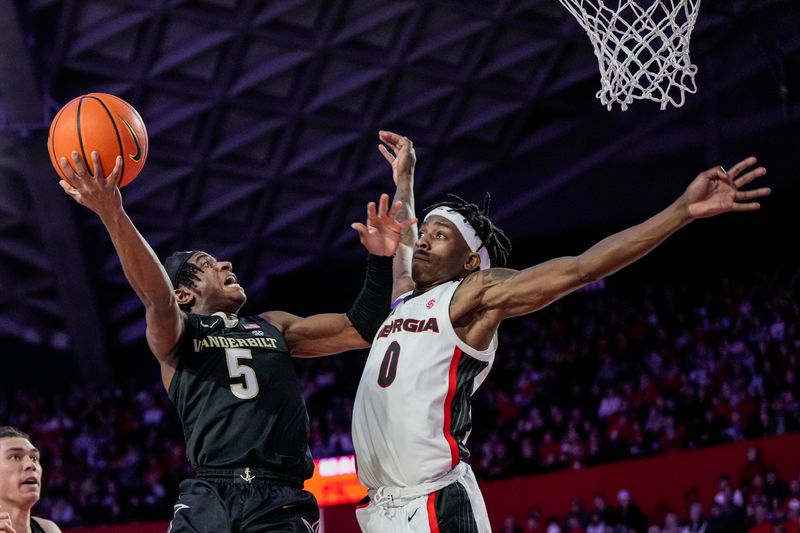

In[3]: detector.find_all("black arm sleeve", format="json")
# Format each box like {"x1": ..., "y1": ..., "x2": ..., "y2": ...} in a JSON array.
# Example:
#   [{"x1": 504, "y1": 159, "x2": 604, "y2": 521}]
[{"x1": 346, "y1": 254, "x2": 394, "y2": 342}]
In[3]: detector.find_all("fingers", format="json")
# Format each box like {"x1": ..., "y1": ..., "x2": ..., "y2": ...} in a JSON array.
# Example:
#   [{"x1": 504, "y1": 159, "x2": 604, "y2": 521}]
[
  {"x1": 350, "y1": 222, "x2": 368, "y2": 241},
  {"x1": 59, "y1": 156, "x2": 78, "y2": 184},
  {"x1": 92, "y1": 151, "x2": 104, "y2": 177},
  {"x1": 387, "y1": 199, "x2": 403, "y2": 220},
  {"x1": 378, "y1": 130, "x2": 411, "y2": 152},
  {"x1": 108, "y1": 155, "x2": 123, "y2": 186},
  {"x1": 731, "y1": 201, "x2": 761, "y2": 212},
  {"x1": 726, "y1": 156, "x2": 758, "y2": 178},
  {"x1": 71, "y1": 151, "x2": 90, "y2": 177},
  {"x1": 59, "y1": 179, "x2": 81, "y2": 201},
  {"x1": 378, "y1": 144, "x2": 395, "y2": 164},
  {"x1": 377, "y1": 193, "x2": 390, "y2": 217},
  {"x1": 733, "y1": 166, "x2": 767, "y2": 189},
  {"x1": 735, "y1": 187, "x2": 771, "y2": 202},
  {"x1": 378, "y1": 130, "x2": 403, "y2": 146},
  {"x1": 0, "y1": 511, "x2": 13, "y2": 533},
  {"x1": 400, "y1": 217, "x2": 418, "y2": 229}
]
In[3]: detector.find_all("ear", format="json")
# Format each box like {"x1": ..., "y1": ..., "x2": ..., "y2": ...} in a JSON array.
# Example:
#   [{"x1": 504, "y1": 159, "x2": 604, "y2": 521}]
[
  {"x1": 174, "y1": 287, "x2": 195, "y2": 308},
  {"x1": 463, "y1": 252, "x2": 481, "y2": 274}
]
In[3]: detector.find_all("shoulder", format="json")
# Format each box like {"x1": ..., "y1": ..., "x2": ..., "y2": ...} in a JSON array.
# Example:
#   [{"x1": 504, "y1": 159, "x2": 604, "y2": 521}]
[
  {"x1": 259, "y1": 310, "x2": 300, "y2": 333},
  {"x1": 453, "y1": 268, "x2": 520, "y2": 298},
  {"x1": 33, "y1": 517, "x2": 62, "y2": 533}
]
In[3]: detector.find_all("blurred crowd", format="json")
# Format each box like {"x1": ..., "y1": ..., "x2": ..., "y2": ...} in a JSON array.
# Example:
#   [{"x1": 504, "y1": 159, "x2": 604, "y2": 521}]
[
  {"x1": 498, "y1": 447, "x2": 800, "y2": 533},
  {"x1": 0, "y1": 266, "x2": 797, "y2": 527}
]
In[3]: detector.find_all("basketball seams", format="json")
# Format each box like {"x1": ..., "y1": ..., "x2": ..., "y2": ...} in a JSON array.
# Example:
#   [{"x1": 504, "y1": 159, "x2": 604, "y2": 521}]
[
  {"x1": 76, "y1": 97, "x2": 91, "y2": 177},
  {"x1": 49, "y1": 93, "x2": 146, "y2": 188},
  {"x1": 85, "y1": 95, "x2": 125, "y2": 186}
]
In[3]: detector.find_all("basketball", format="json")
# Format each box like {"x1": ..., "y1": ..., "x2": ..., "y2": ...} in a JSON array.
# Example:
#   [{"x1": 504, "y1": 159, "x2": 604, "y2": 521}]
[{"x1": 48, "y1": 93, "x2": 148, "y2": 188}]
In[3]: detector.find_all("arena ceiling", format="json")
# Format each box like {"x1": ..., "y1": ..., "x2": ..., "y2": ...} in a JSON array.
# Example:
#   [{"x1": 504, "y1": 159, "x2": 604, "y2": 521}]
[{"x1": 0, "y1": 0, "x2": 798, "y2": 383}]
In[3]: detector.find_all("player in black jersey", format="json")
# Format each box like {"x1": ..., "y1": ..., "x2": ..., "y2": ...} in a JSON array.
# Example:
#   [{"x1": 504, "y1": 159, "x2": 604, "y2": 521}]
[
  {"x1": 0, "y1": 427, "x2": 62, "y2": 533},
  {"x1": 57, "y1": 151, "x2": 415, "y2": 532}
]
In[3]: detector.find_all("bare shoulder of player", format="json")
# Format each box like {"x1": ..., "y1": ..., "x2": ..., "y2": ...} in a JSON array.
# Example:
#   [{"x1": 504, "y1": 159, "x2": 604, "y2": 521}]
[
  {"x1": 452, "y1": 268, "x2": 519, "y2": 311},
  {"x1": 33, "y1": 517, "x2": 63, "y2": 533}
]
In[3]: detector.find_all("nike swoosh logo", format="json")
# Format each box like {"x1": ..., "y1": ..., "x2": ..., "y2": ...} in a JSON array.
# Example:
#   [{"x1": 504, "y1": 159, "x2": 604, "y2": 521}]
[
  {"x1": 408, "y1": 508, "x2": 419, "y2": 522},
  {"x1": 118, "y1": 115, "x2": 143, "y2": 162}
]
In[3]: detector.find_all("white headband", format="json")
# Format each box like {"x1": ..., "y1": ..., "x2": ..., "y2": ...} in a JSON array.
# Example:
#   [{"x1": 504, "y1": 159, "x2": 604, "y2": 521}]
[{"x1": 424, "y1": 207, "x2": 491, "y2": 270}]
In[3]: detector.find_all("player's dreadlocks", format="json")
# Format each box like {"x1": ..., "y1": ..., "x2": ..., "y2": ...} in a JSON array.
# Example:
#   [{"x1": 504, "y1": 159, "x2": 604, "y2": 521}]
[
  {"x1": 425, "y1": 193, "x2": 511, "y2": 268},
  {"x1": 176, "y1": 263, "x2": 202, "y2": 291},
  {"x1": 175, "y1": 263, "x2": 202, "y2": 312}
]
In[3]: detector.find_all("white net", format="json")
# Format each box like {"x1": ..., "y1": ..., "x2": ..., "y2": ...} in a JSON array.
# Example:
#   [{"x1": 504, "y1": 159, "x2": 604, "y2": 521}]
[{"x1": 559, "y1": 0, "x2": 702, "y2": 111}]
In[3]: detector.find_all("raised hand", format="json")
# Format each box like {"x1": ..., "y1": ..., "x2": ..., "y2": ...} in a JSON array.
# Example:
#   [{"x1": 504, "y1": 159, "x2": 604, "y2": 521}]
[
  {"x1": 58, "y1": 151, "x2": 124, "y2": 218},
  {"x1": 684, "y1": 157, "x2": 770, "y2": 219},
  {"x1": 351, "y1": 193, "x2": 417, "y2": 257},
  {"x1": 378, "y1": 130, "x2": 415, "y2": 187}
]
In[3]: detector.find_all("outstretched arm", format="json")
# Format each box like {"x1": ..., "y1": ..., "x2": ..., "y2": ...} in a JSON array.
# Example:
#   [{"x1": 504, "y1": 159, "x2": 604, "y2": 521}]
[
  {"x1": 265, "y1": 193, "x2": 415, "y2": 356},
  {"x1": 58, "y1": 152, "x2": 184, "y2": 367},
  {"x1": 378, "y1": 130, "x2": 418, "y2": 300},
  {"x1": 453, "y1": 158, "x2": 770, "y2": 345}
]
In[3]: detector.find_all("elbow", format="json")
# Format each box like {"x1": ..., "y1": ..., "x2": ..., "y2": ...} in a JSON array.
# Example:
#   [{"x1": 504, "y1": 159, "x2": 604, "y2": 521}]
[{"x1": 573, "y1": 256, "x2": 599, "y2": 285}]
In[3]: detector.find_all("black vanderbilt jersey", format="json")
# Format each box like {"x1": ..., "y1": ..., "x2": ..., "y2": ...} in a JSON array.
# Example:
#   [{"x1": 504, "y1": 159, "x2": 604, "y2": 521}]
[{"x1": 168, "y1": 312, "x2": 313, "y2": 480}]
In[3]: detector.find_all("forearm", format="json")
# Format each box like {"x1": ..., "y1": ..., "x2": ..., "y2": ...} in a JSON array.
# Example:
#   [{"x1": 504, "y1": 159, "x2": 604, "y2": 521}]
[
  {"x1": 392, "y1": 178, "x2": 416, "y2": 297},
  {"x1": 347, "y1": 254, "x2": 394, "y2": 341},
  {"x1": 576, "y1": 195, "x2": 693, "y2": 282},
  {"x1": 99, "y1": 208, "x2": 175, "y2": 311}
]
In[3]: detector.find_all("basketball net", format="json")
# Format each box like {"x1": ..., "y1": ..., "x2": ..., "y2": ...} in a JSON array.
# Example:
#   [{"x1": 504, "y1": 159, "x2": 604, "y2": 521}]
[{"x1": 559, "y1": 0, "x2": 702, "y2": 111}]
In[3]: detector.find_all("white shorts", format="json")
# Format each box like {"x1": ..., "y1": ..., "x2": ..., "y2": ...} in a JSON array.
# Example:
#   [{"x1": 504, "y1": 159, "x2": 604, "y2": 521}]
[{"x1": 355, "y1": 463, "x2": 490, "y2": 533}]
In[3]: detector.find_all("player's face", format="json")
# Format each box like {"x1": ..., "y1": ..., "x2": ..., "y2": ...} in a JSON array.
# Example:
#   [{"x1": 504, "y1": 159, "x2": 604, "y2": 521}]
[
  {"x1": 0, "y1": 438, "x2": 42, "y2": 507},
  {"x1": 412, "y1": 216, "x2": 473, "y2": 289},
  {"x1": 187, "y1": 251, "x2": 247, "y2": 313}
]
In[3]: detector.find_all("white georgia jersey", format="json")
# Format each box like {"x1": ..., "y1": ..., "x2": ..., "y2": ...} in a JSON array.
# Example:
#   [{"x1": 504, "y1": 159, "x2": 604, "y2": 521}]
[{"x1": 352, "y1": 280, "x2": 496, "y2": 489}]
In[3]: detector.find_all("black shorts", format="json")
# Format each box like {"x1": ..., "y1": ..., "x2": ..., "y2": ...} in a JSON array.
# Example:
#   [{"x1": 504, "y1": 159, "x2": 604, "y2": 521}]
[{"x1": 168, "y1": 468, "x2": 319, "y2": 533}]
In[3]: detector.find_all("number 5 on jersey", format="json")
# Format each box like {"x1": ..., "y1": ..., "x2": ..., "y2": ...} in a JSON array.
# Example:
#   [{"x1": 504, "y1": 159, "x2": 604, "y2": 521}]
[{"x1": 225, "y1": 348, "x2": 260, "y2": 399}]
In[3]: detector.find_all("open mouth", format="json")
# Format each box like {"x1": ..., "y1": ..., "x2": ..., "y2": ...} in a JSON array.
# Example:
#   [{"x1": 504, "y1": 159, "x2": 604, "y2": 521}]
[
  {"x1": 21, "y1": 477, "x2": 39, "y2": 487},
  {"x1": 224, "y1": 274, "x2": 239, "y2": 287}
]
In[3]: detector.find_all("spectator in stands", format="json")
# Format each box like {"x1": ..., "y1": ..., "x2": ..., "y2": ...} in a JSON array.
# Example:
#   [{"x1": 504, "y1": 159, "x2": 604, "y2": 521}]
[
  {"x1": 681, "y1": 502, "x2": 707, "y2": 533},
  {"x1": 0, "y1": 427, "x2": 61, "y2": 533},
  {"x1": 617, "y1": 489, "x2": 647, "y2": 533},
  {"x1": 765, "y1": 467, "x2": 791, "y2": 511},
  {"x1": 501, "y1": 513, "x2": 523, "y2": 533},
  {"x1": 592, "y1": 493, "x2": 619, "y2": 527},
  {"x1": 748, "y1": 502, "x2": 773, "y2": 533},
  {"x1": 783, "y1": 497, "x2": 800, "y2": 533}
]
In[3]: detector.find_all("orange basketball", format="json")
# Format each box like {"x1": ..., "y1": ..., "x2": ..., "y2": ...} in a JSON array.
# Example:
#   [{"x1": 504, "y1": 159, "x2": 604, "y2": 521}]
[{"x1": 48, "y1": 93, "x2": 148, "y2": 188}]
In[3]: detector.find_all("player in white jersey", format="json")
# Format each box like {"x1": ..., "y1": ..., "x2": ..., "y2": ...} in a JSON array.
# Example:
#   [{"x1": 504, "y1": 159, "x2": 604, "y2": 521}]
[{"x1": 351, "y1": 131, "x2": 771, "y2": 532}]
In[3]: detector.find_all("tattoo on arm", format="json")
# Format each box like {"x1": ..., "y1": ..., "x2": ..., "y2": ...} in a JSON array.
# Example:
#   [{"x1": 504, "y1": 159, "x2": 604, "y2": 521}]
[{"x1": 479, "y1": 268, "x2": 518, "y2": 286}]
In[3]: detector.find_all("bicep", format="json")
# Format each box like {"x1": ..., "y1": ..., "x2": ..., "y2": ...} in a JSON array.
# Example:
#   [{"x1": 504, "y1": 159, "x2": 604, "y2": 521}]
[
  {"x1": 278, "y1": 312, "x2": 369, "y2": 357},
  {"x1": 145, "y1": 305, "x2": 186, "y2": 362},
  {"x1": 480, "y1": 257, "x2": 583, "y2": 319}
]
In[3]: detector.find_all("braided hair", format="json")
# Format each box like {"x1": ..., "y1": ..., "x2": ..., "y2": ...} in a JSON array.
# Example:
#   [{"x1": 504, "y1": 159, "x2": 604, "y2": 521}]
[
  {"x1": 425, "y1": 193, "x2": 511, "y2": 268},
  {"x1": 175, "y1": 263, "x2": 202, "y2": 312},
  {"x1": 176, "y1": 263, "x2": 202, "y2": 291}
]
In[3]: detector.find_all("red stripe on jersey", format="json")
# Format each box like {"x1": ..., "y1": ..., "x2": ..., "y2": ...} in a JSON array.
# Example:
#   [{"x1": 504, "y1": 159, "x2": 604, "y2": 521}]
[
  {"x1": 442, "y1": 346, "x2": 462, "y2": 467},
  {"x1": 427, "y1": 492, "x2": 440, "y2": 532}
]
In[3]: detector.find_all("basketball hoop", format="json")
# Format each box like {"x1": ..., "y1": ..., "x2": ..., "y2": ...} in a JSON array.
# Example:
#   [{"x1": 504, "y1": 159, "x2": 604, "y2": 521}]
[{"x1": 559, "y1": 0, "x2": 702, "y2": 111}]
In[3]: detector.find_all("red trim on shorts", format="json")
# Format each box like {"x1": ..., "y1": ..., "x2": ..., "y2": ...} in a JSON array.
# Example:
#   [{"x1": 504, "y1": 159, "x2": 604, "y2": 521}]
[
  {"x1": 443, "y1": 346, "x2": 463, "y2": 467},
  {"x1": 427, "y1": 492, "x2": 440, "y2": 532},
  {"x1": 356, "y1": 501, "x2": 370, "y2": 509}
]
